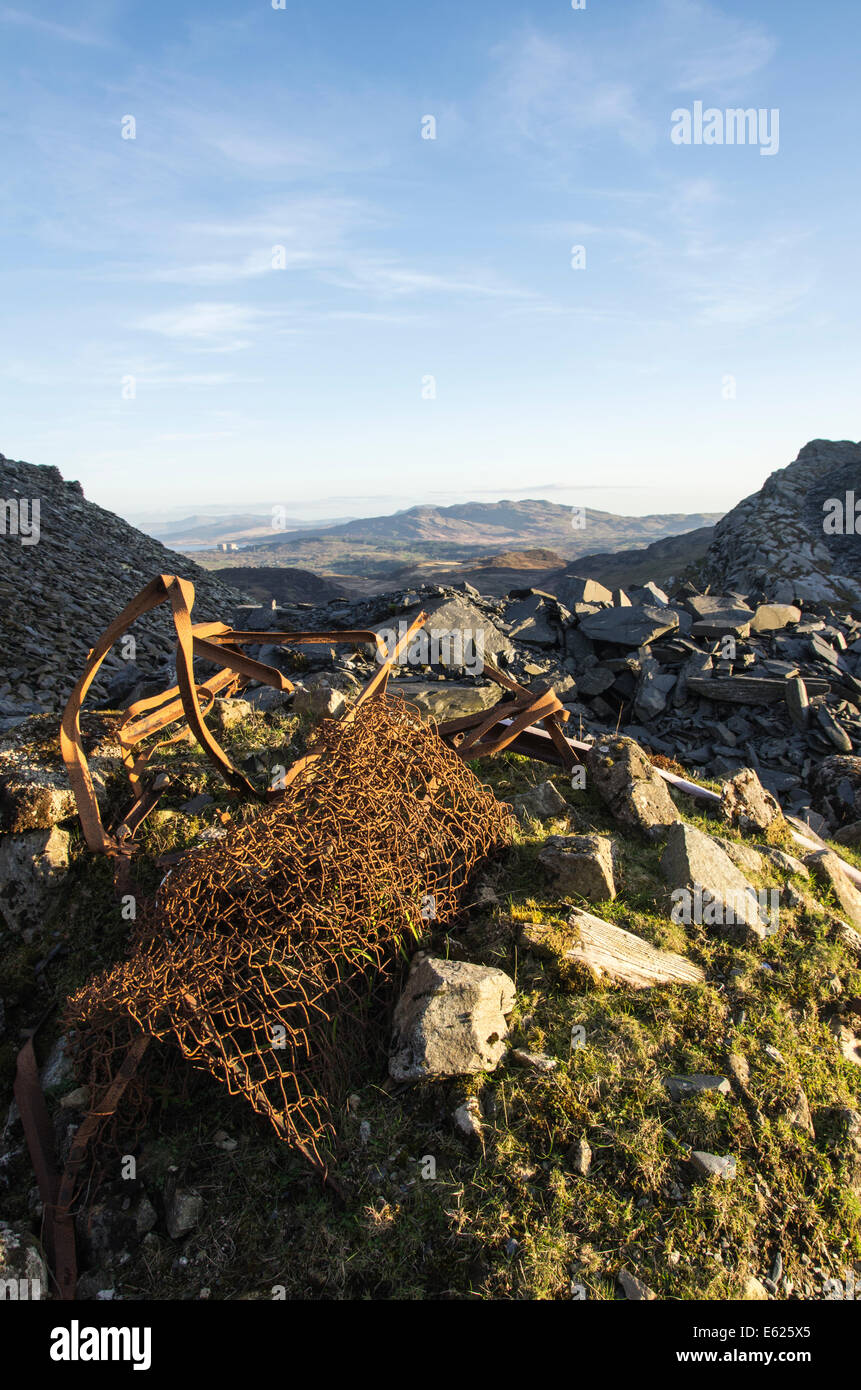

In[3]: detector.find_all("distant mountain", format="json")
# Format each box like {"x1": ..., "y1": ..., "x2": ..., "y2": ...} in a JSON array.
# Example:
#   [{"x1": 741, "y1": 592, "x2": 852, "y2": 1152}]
[
  {"x1": 251, "y1": 499, "x2": 722, "y2": 559},
  {"x1": 142, "y1": 513, "x2": 319, "y2": 549}
]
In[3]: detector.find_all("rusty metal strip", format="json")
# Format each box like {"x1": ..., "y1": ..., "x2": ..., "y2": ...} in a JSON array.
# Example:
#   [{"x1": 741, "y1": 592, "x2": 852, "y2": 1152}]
[{"x1": 14, "y1": 1032, "x2": 149, "y2": 1299}]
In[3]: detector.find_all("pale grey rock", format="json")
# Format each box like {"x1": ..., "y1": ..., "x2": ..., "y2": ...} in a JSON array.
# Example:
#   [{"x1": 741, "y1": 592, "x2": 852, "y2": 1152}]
[
  {"x1": 539, "y1": 832, "x2": 616, "y2": 901},
  {"x1": 395, "y1": 595, "x2": 515, "y2": 669},
  {"x1": 664, "y1": 1074, "x2": 732, "y2": 1102},
  {"x1": 805, "y1": 850, "x2": 861, "y2": 930},
  {"x1": 389, "y1": 956, "x2": 516, "y2": 1081},
  {"x1": 570, "y1": 1137, "x2": 592, "y2": 1175},
  {"x1": 741, "y1": 1275, "x2": 770, "y2": 1300},
  {"x1": 0, "y1": 824, "x2": 70, "y2": 933},
  {"x1": 751, "y1": 603, "x2": 801, "y2": 633},
  {"x1": 720, "y1": 767, "x2": 782, "y2": 835},
  {"x1": 453, "y1": 1097, "x2": 483, "y2": 1140},
  {"x1": 635, "y1": 657, "x2": 676, "y2": 718},
  {"x1": 165, "y1": 1190, "x2": 203, "y2": 1240},
  {"x1": 586, "y1": 736, "x2": 679, "y2": 840},
  {"x1": 690, "y1": 1151, "x2": 737, "y2": 1181},
  {"x1": 0, "y1": 1221, "x2": 47, "y2": 1299},
  {"x1": 787, "y1": 1087, "x2": 815, "y2": 1137},
  {"x1": 660, "y1": 821, "x2": 771, "y2": 939},
  {"x1": 618, "y1": 1267, "x2": 657, "y2": 1300},
  {"x1": 510, "y1": 1049, "x2": 558, "y2": 1073},
  {"x1": 715, "y1": 836, "x2": 765, "y2": 876},
  {"x1": 830, "y1": 1019, "x2": 861, "y2": 1067},
  {"x1": 512, "y1": 780, "x2": 568, "y2": 822},
  {"x1": 210, "y1": 697, "x2": 254, "y2": 731},
  {"x1": 387, "y1": 681, "x2": 499, "y2": 723}
]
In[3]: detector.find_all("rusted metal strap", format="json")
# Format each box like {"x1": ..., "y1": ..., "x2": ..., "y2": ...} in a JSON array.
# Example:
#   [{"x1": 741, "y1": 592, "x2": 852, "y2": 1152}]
[
  {"x1": 61, "y1": 574, "x2": 417, "y2": 857},
  {"x1": 438, "y1": 665, "x2": 577, "y2": 769},
  {"x1": 14, "y1": 1032, "x2": 150, "y2": 1299}
]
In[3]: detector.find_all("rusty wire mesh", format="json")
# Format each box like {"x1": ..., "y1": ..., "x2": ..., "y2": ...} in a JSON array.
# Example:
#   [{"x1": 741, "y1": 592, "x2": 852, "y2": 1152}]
[{"x1": 67, "y1": 696, "x2": 513, "y2": 1163}]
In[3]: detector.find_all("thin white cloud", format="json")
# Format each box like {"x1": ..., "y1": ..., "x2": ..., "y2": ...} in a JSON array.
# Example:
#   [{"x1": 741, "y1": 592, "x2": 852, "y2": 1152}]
[
  {"x1": 659, "y1": 0, "x2": 777, "y2": 92},
  {"x1": 138, "y1": 301, "x2": 278, "y2": 352},
  {"x1": 326, "y1": 260, "x2": 537, "y2": 300},
  {"x1": 489, "y1": 30, "x2": 653, "y2": 156},
  {"x1": 0, "y1": 5, "x2": 111, "y2": 48}
]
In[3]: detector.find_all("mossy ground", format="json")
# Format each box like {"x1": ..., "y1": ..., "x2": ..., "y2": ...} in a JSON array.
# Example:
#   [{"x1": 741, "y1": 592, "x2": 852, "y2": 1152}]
[{"x1": 1, "y1": 714, "x2": 859, "y2": 1300}]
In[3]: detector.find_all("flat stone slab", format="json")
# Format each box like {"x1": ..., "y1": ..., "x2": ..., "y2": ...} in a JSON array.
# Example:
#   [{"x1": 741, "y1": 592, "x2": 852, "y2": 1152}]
[
  {"x1": 556, "y1": 576, "x2": 613, "y2": 607},
  {"x1": 387, "y1": 681, "x2": 500, "y2": 723},
  {"x1": 563, "y1": 907, "x2": 705, "y2": 989},
  {"x1": 690, "y1": 1151, "x2": 737, "y2": 1181},
  {"x1": 664, "y1": 1074, "x2": 732, "y2": 1102},
  {"x1": 751, "y1": 603, "x2": 801, "y2": 633},
  {"x1": 578, "y1": 604, "x2": 678, "y2": 648}
]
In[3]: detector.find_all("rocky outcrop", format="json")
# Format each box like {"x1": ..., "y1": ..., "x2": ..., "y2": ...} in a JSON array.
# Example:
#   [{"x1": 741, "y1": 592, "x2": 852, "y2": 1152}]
[
  {"x1": 0, "y1": 452, "x2": 248, "y2": 712},
  {"x1": 702, "y1": 439, "x2": 861, "y2": 607}
]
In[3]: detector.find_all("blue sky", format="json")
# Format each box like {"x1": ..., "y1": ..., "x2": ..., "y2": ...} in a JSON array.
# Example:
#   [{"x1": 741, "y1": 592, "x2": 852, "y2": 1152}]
[{"x1": 1, "y1": 0, "x2": 859, "y2": 521}]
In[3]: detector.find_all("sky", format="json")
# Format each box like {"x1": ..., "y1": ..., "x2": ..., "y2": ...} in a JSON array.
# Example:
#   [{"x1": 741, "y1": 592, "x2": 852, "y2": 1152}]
[{"x1": 1, "y1": 0, "x2": 859, "y2": 522}]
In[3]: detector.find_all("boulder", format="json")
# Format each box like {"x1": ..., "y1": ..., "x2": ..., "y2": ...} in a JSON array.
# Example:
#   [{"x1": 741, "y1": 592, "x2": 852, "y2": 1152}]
[
  {"x1": 555, "y1": 577, "x2": 613, "y2": 608},
  {"x1": 0, "y1": 1221, "x2": 47, "y2": 1299},
  {"x1": 576, "y1": 665, "x2": 616, "y2": 698},
  {"x1": 0, "y1": 825, "x2": 70, "y2": 934},
  {"x1": 685, "y1": 594, "x2": 755, "y2": 637},
  {"x1": 389, "y1": 956, "x2": 516, "y2": 1081},
  {"x1": 538, "y1": 833, "x2": 616, "y2": 901},
  {"x1": 292, "y1": 672, "x2": 360, "y2": 718},
  {"x1": 720, "y1": 767, "x2": 782, "y2": 835},
  {"x1": 811, "y1": 754, "x2": 861, "y2": 826},
  {"x1": 387, "y1": 681, "x2": 499, "y2": 723},
  {"x1": 586, "y1": 737, "x2": 679, "y2": 840},
  {"x1": 210, "y1": 697, "x2": 254, "y2": 731},
  {"x1": 805, "y1": 850, "x2": 861, "y2": 931},
  {"x1": 394, "y1": 595, "x2": 515, "y2": 671},
  {"x1": 0, "y1": 764, "x2": 77, "y2": 834},
  {"x1": 660, "y1": 821, "x2": 772, "y2": 940},
  {"x1": 578, "y1": 605, "x2": 678, "y2": 648},
  {"x1": 512, "y1": 781, "x2": 568, "y2": 822},
  {"x1": 751, "y1": 603, "x2": 801, "y2": 633},
  {"x1": 503, "y1": 594, "x2": 560, "y2": 647}
]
